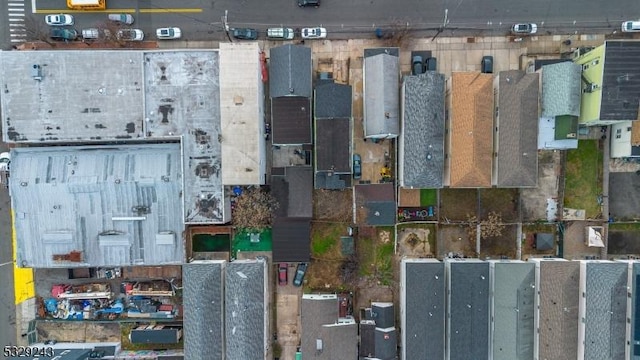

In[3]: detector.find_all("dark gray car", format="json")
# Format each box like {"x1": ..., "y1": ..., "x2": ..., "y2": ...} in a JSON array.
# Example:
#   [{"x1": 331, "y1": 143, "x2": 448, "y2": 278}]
[
  {"x1": 232, "y1": 28, "x2": 258, "y2": 40},
  {"x1": 293, "y1": 263, "x2": 308, "y2": 287},
  {"x1": 298, "y1": 0, "x2": 320, "y2": 7}
]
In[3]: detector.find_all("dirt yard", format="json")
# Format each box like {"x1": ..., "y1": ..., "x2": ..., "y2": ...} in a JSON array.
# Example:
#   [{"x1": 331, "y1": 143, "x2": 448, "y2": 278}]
[
  {"x1": 397, "y1": 224, "x2": 436, "y2": 257},
  {"x1": 37, "y1": 321, "x2": 120, "y2": 343},
  {"x1": 521, "y1": 223, "x2": 557, "y2": 259},
  {"x1": 479, "y1": 188, "x2": 520, "y2": 222},
  {"x1": 313, "y1": 189, "x2": 353, "y2": 221},
  {"x1": 438, "y1": 224, "x2": 475, "y2": 257},
  {"x1": 398, "y1": 188, "x2": 420, "y2": 207},
  {"x1": 440, "y1": 189, "x2": 477, "y2": 221},
  {"x1": 479, "y1": 224, "x2": 518, "y2": 259}
]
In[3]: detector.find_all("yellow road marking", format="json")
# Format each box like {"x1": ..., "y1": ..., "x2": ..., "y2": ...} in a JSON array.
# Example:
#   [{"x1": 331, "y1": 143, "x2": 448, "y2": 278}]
[
  {"x1": 12, "y1": 210, "x2": 34, "y2": 304},
  {"x1": 36, "y1": 8, "x2": 202, "y2": 14}
]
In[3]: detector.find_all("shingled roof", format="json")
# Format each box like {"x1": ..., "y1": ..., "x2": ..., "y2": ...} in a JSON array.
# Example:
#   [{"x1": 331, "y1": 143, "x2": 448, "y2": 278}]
[
  {"x1": 580, "y1": 261, "x2": 627, "y2": 360},
  {"x1": 364, "y1": 53, "x2": 399, "y2": 138},
  {"x1": 541, "y1": 62, "x2": 582, "y2": 118},
  {"x1": 496, "y1": 71, "x2": 539, "y2": 187},
  {"x1": 400, "y1": 72, "x2": 446, "y2": 188},
  {"x1": 449, "y1": 72, "x2": 494, "y2": 188},
  {"x1": 315, "y1": 82, "x2": 352, "y2": 119},
  {"x1": 183, "y1": 261, "x2": 224, "y2": 360},
  {"x1": 401, "y1": 259, "x2": 445, "y2": 360},
  {"x1": 269, "y1": 44, "x2": 312, "y2": 98}
]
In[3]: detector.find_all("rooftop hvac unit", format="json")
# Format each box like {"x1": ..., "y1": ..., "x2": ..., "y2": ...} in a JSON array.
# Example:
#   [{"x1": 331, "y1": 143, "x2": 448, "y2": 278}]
[
  {"x1": 316, "y1": 339, "x2": 323, "y2": 352},
  {"x1": 32, "y1": 64, "x2": 43, "y2": 81}
]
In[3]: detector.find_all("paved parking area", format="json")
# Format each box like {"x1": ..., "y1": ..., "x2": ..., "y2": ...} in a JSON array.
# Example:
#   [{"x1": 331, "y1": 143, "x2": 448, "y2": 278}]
[
  {"x1": 609, "y1": 172, "x2": 640, "y2": 220},
  {"x1": 275, "y1": 264, "x2": 301, "y2": 360}
]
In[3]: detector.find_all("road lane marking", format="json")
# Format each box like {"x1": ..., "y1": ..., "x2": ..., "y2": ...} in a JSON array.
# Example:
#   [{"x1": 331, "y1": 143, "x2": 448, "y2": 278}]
[
  {"x1": 36, "y1": 8, "x2": 202, "y2": 14},
  {"x1": 6, "y1": 0, "x2": 26, "y2": 42}
]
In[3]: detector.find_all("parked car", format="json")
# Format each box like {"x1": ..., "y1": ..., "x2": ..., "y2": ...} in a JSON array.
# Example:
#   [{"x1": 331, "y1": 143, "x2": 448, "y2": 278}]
[
  {"x1": 353, "y1": 154, "x2": 362, "y2": 180},
  {"x1": 267, "y1": 27, "x2": 295, "y2": 40},
  {"x1": 511, "y1": 23, "x2": 537, "y2": 34},
  {"x1": 45, "y1": 14, "x2": 74, "y2": 26},
  {"x1": 298, "y1": 0, "x2": 320, "y2": 8},
  {"x1": 108, "y1": 14, "x2": 134, "y2": 25},
  {"x1": 412, "y1": 55, "x2": 424, "y2": 75},
  {"x1": 117, "y1": 29, "x2": 144, "y2": 41},
  {"x1": 50, "y1": 28, "x2": 78, "y2": 41},
  {"x1": 156, "y1": 27, "x2": 182, "y2": 39},
  {"x1": 293, "y1": 263, "x2": 308, "y2": 287},
  {"x1": 622, "y1": 21, "x2": 640, "y2": 32},
  {"x1": 232, "y1": 28, "x2": 258, "y2": 40},
  {"x1": 278, "y1": 263, "x2": 288, "y2": 285},
  {"x1": 425, "y1": 57, "x2": 437, "y2": 71},
  {"x1": 301, "y1": 27, "x2": 327, "y2": 39},
  {"x1": 481, "y1": 55, "x2": 493, "y2": 74},
  {"x1": 82, "y1": 28, "x2": 111, "y2": 40}
]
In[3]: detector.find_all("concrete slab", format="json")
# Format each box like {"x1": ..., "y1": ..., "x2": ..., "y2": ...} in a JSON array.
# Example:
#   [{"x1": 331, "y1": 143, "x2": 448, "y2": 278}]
[{"x1": 521, "y1": 151, "x2": 562, "y2": 221}]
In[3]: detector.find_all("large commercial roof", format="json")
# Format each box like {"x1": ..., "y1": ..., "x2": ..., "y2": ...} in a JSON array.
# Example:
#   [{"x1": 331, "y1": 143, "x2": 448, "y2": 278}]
[
  {"x1": 364, "y1": 52, "x2": 399, "y2": 139},
  {"x1": 269, "y1": 44, "x2": 312, "y2": 98},
  {"x1": 183, "y1": 261, "x2": 225, "y2": 360},
  {"x1": 10, "y1": 144, "x2": 185, "y2": 268},
  {"x1": 225, "y1": 259, "x2": 268, "y2": 360},
  {"x1": 401, "y1": 259, "x2": 445, "y2": 360},
  {"x1": 531, "y1": 259, "x2": 580, "y2": 360},
  {"x1": 0, "y1": 50, "x2": 144, "y2": 143},
  {"x1": 446, "y1": 259, "x2": 490, "y2": 360},
  {"x1": 496, "y1": 71, "x2": 539, "y2": 187},
  {"x1": 0, "y1": 50, "x2": 227, "y2": 224},
  {"x1": 219, "y1": 42, "x2": 265, "y2": 186},
  {"x1": 400, "y1": 72, "x2": 445, "y2": 188},
  {"x1": 490, "y1": 261, "x2": 535, "y2": 360},
  {"x1": 580, "y1": 261, "x2": 627, "y2": 360},
  {"x1": 448, "y1": 72, "x2": 494, "y2": 188}
]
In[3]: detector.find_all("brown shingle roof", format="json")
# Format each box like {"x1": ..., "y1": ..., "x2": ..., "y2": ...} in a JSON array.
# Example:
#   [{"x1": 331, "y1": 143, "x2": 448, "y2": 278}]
[{"x1": 449, "y1": 72, "x2": 494, "y2": 187}]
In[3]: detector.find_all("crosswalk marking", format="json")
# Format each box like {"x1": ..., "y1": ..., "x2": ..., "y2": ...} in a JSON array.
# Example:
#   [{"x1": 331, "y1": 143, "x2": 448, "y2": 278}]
[{"x1": 6, "y1": 0, "x2": 27, "y2": 43}]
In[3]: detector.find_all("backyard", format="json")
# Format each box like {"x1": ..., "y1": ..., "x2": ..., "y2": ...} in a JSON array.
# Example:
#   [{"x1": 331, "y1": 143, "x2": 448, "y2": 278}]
[
  {"x1": 521, "y1": 223, "x2": 557, "y2": 257},
  {"x1": 440, "y1": 189, "x2": 477, "y2": 221},
  {"x1": 609, "y1": 222, "x2": 640, "y2": 255},
  {"x1": 479, "y1": 188, "x2": 519, "y2": 222},
  {"x1": 564, "y1": 140, "x2": 603, "y2": 219},
  {"x1": 396, "y1": 223, "x2": 437, "y2": 257},
  {"x1": 306, "y1": 221, "x2": 347, "y2": 290}
]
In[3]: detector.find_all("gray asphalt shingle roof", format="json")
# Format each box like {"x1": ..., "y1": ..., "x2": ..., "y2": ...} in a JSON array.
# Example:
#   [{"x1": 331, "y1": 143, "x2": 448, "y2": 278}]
[
  {"x1": 301, "y1": 294, "x2": 358, "y2": 359},
  {"x1": 374, "y1": 327, "x2": 397, "y2": 360},
  {"x1": 534, "y1": 259, "x2": 580, "y2": 360},
  {"x1": 446, "y1": 259, "x2": 490, "y2": 360},
  {"x1": 496, "y1": 71, "x2": 539, "y2": 187},
  {"x1": 400, "y1": 72, "x2": 445, "y2": 188},
  {"x1": 10, "y1": 144, "x2": 184, "y2": 268},
  {"x1": 364, "y1": 53, "x2": 399, "y2": 138},
  {"x1": 225, "y1": 259, "x2": 267, "y2": 360},
  {"x1": 269, "y1": 44, "x2": 312, "y2": 98},
  {"x1": 541, "y1": 61, "x2": 582, "y2": 117},
  {"x1": 630, "y1": 262, "x2": 640, "y2": 359},
  {"x1": 183, "y1": 261, "x2": 224, "y2": 360},
  {"x1": 315, "y1": 117, "x2": 351, "y2": 173},
  {"x1": 315, "y1": 82, "x2": 352, "y2": 119},
  {"x1": 271, "y1": 97, "x2": 312, "y2": 145},
  {"x1": 271, "y1": 217, "x2": 311, "y2": 262},
  {"x1": 491, "y1": 261, "x2": 535, "y2": 360},
  {"x1": 601, "y1": 41, "x2": 640, "y2": 121},
  {"x1": 582, "y1": 261, "x2": 628, "y2": 360},
  {"x1": 370, "y1": 302, "x2": 394, "y2": 329},
  {"x1": 402, "y1": 259, "x2": 445, "y2": 360}
]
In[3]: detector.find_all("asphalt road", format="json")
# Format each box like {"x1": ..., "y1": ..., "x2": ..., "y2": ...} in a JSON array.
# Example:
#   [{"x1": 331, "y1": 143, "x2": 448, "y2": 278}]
[{"x1": 2, "y1": 0, "x2": 640, "y2": 47}]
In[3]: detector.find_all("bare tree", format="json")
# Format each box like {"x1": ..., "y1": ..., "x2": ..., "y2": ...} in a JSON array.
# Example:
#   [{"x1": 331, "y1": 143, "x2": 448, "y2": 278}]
[
  {"x1": 466, "y1": 212, "x2": 505, "y2": 241},
  {"x1": 24, "y1": 15, "x2": 56, "y2": 46},
  {"x1": 95, "y1": 21, "x2": 127, "y2": 47},
  {"x1": 381, "y1": 18, "x2": 412, "y2": 48},
  {"x1": 232, "y1": 188, "x2": 279, "y2": 230}
]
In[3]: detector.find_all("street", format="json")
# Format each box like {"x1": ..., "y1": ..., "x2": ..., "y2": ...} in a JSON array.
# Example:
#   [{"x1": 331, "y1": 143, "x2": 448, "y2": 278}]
[{"x1": 2, "y1": 0, "x2": 640, "y2": 48}]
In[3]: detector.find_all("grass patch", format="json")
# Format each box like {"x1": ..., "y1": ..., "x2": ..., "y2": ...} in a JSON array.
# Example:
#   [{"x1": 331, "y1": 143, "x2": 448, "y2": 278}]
[
  {"x1": 311, "y1": 222, "x2": 345, "y2": 258},
  {"x1": 564, "y1": 140, "x2": 603, "y2": 218},
  {"x1": 610, "y1": 222, "x2": 640, "y2": 231},
  {"x1": 420, "y1": 189, "x2": 438, "y2": 206},
  {"x1": 357, "y1": 229, "x2": 395, "y2": 285}
]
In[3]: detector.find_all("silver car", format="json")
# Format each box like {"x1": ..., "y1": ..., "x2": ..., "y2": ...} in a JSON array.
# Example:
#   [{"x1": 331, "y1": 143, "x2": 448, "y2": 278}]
[{"x1": 108, "y1": 14, "x2": 134, "y2": 25}]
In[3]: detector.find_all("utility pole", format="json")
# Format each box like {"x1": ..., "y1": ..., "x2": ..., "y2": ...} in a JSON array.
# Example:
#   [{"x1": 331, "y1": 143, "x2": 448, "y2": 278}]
[
  {"x1": 431, "y1": 8, "x2": 449, "y2": 41},
  {"x1": 222, "y1": 10, "x2": 232, "y2": 42}
]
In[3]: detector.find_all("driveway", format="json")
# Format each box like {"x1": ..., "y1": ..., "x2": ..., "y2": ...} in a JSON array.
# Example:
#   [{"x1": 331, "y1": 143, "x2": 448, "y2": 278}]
[{"x1": 609, "y1": 172, "x2": 640, "y2": 220}]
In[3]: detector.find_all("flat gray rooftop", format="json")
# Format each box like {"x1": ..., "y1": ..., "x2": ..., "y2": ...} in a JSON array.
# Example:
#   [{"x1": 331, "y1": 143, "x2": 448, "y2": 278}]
[
  {"x1": 1, "y1": 50, "x2": 145, "y2": 143},
  {"x1": 10, "y1": 144, "x2": 184, "y2": 268},
  {"x1": 142, "y1": 51, "x2": 225, "y2": 224},
  {"x1": 0, "y1": 50, "x2": 227, "y2": 224}
]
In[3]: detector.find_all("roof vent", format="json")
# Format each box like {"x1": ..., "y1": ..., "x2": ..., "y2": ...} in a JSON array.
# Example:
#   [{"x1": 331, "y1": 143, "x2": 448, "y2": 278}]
[
  {"x1": 289, "y1": 87, "x2": 294, "y2": 94},
  {"x1": 31, "y1": 65, "x2": 42, "y2": 81}
]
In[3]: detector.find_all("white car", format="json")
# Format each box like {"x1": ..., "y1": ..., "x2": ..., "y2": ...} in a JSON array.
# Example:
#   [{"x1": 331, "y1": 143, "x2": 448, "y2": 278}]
[
  {"x1": 622, "y1": 21, "x2": 640, "y2": 32},
  {"x1": 117, "y1": 29, "x2": 144, "y2": 41},
  {"x1": 301, "y1": 27, "x2": 327, "y2": 39},
  {"x1": 45, "y1": 14, "x2": 74, "y2": 26},
  {"x1": 512, "y1": 23, "x2": 537, "y2": 34},
  {"x1": 156, "y1": 27, "x2": 182, "y2": 39}
]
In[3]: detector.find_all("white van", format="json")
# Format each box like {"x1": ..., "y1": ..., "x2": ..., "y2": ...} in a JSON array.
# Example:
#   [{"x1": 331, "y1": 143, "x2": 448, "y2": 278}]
[{"x1": 267, "y1": 27, "x2": 294, "y2": 40}]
